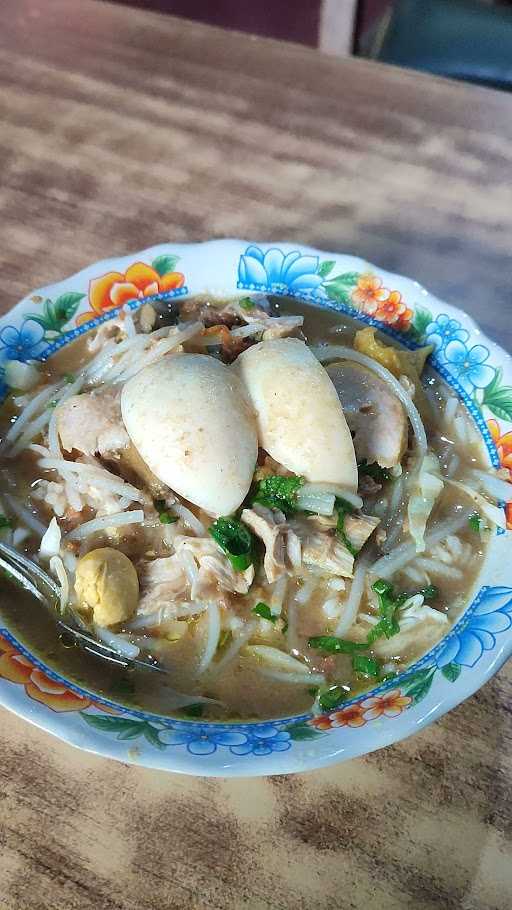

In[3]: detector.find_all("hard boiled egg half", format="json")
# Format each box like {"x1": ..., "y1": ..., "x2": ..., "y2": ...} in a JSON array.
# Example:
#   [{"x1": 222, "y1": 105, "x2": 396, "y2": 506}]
[
  {"x1": 234, "y1": 338, "x2": 358, "y2": 494},
  {"x1": 121, "y1": 354, "x2": 258, "y2": 516}
]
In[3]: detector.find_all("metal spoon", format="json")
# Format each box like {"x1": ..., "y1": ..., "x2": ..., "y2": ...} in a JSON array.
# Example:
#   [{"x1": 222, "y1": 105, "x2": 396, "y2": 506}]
[{"x1": 0, "y1": 541, "x2": 166, "y2": 673}]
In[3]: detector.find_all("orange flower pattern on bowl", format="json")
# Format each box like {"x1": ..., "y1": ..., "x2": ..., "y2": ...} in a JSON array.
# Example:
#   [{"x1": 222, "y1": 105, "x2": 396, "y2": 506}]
[
  {"x1": 488, "y1": 418, "x2": 512, "y2": 529},
  {"x1": 360, "y1": 689, "x2": 412, "y2": 720},
  {"x1": 0, "y1": 633, "x2": 91, "y2": 712},
  {"x1": 77, "y1": 261, "x2": 185, "y2": 326}
]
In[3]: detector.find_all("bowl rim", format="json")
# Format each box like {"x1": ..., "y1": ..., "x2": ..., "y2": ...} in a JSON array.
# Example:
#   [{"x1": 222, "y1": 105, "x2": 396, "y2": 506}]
[{"x1": 0, "y1": 238, "x2": 510, "y2": 777}]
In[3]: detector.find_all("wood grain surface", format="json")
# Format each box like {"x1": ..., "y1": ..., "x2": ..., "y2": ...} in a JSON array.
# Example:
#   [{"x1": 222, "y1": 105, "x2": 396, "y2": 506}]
[{"x1": 0, "y1": 1, "x2": 511, "y2": 908}]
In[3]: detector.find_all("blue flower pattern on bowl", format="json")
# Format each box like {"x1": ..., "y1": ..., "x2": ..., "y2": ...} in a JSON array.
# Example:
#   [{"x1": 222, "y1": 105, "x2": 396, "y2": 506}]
[
  {"x1": 436, "y1": 586, "x2": 512, "y2": 668},
  {"x1": 158, "y1": 726, "x2": 250, "y2": 755},
  {"x1": 443, "y1": 340, "x2": 495, "y2": 395},
  {"x1": 424, "y1": 314, "x2": 469, "y2": 356},
  {"x1": 238, "y1": 245, "x2": 324, "y2": 295},
  {"x1": 229, "y1": 726, "x2": 292, "y2": 756},
  {"x1": 0, "y1": 319, "x2": 46, "y2": 363}
]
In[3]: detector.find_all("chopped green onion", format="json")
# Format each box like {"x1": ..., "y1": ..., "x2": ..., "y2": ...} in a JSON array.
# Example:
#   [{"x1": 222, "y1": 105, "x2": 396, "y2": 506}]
[
  {"x1": 251, "y1": 474, "x2": 305, "y2": 515},
  {"x1": 252, "y1": 602, "x2": 276, "y2": 623},
  {"x1": 0, "y1": 515, "x2": 12, "y2": 530},
  {"x1": 318, "y1": 685, "x2": 349, "y2": 711},
  {"x1": 308, "y1": 635, "x2": 368, "y2": 654},
  {"x1": 159, "y1": 512, "x2": 177, "y2": 525},
  {"x1": 209, "y1": 516, "x2": 254, "y2": 572},
  {"x1": 154, "y1": 499, "x2": 177, "y2": 524},
  {"x1": 357, "y1": 460, "x2": 391, "y2": 483},
  {"x1": 64, "y1": 373, "x2": 76, "y2": 384},
  {"x1": 468, "y1": 512, "x2": 481, "y2": 532},
  {"x1": 352, "y1": 654, "x2": 381, "y2": 677},
  {"x1": 419, "y1": 584, "x2": 439, "y2": 601},
  {"x1": 335, "y1": 497, "x2": 359, "y2": 557},
  {"x1": 47, "y1": 400, "x2": 58, "y2": 409},
  {"x1": 239, "y1": 297, "x2": 255, "y2": 311}
]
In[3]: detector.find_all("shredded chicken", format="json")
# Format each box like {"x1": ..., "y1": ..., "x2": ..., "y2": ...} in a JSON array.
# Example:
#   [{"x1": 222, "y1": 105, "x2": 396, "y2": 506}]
[
  {"x1": 175, "y1": 535, "x2": 254, "y2": 598},
  {"x1": 241, "y1": 504, "x2": 302, "y2": 583},
  {"x1": 137, "y1": 554, "x2": 190, "y2": 614},
  {"x1": 261, "y1": 315, "x2": 304, "y2": 340},
  {"x1": 344, "y1": 514, "x2": 381, "y2": 551},
  {"x1": 56, "y1": 387, "x2": 129, "y2": 459},
  {"x1": 301, "y1": 532, "x2": 354, "y2": 577}
]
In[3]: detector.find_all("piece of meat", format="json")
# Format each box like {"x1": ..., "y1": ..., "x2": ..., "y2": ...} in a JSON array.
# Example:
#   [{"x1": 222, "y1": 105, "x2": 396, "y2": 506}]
[
  {"x1": 301, "y1": 532, "x2": 354, "y2": 577},
  {"x1": 137, "y1": 554, "x2": 190, "y2": 614},
  {"x1": 261, "y1": 315, "x2": 304, "y2": 340},
  {"x1": 326, "y1": 361, "x2": 407, "y2": 468},
  {"x1": 174, "y1": 535, "x2": 254, "y2": 598},
  {"x1": 343, "y1": 514, "x2": 380, "y2": 551},
  {"x1": 56, "y1": 387, "x2": 129, "y2": 459},
  {"x1": 241, "y1": 505, "x2": 301, "y2": 584}
]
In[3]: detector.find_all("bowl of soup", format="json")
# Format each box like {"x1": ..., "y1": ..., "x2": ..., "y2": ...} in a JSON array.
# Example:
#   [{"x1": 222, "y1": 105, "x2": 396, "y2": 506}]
[{"x1": 0, "y1": 239, "x2": 510, "y2": 776}]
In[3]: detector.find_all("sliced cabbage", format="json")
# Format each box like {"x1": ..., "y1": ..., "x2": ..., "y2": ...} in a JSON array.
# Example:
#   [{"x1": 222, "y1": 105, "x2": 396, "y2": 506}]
[{"x1": 407, "y1": 454, "x2": 444, "y2": 552}]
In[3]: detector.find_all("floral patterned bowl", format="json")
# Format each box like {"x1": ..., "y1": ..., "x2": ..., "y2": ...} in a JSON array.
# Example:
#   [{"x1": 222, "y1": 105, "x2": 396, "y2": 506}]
[{"x1": 0, "y1": 240, "x2": 511, "y2": 777}]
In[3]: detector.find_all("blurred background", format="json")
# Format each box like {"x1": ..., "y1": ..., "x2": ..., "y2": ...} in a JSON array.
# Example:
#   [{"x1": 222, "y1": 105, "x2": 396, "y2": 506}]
[{"x1": 108, "y1": 0, "x2": 512, "y2": 91}]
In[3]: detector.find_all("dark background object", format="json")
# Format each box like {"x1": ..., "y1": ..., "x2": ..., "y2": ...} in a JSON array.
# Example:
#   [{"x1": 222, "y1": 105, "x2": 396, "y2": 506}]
[
  {"x1": 107, "y1": 0, "x2": 321, "y2": 45},
  {"x1": 364, "y1": 0, "x2": 512, "y2": 90}
]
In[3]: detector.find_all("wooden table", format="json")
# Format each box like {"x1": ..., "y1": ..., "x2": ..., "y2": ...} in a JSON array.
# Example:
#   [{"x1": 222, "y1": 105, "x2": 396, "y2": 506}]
[{"x1": 0, "y1": 2, "x2": 511, "y2": 907}]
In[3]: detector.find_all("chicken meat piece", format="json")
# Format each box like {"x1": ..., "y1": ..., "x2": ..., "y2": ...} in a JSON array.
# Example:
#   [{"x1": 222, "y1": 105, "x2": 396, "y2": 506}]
[
  {"x1": 57, "y1": 387, "x2": 129, "y2": 459},
  {"x1": 137, "y1": 554, "x2": 190, "y2": 614},
  {"x1": 301, "y1": 532, "x2": 354, "y2": 578},
  {"x1": 261, "y1": 315, "x2": 304, "y2": 341},
  {"x1": 174, "y1": 535, "x2": 254, "y2": 598},
  {"x1": 343, "y1": 513, "x2": 381, "y2": 551},
  {"x1": 241, "y1": 504, "x2": 301, "y2": 584},
  {"x1": 302, "y1": 512, "x2": 380, "y2": 553},
  {"x1": 326, "y1": 361, "x2": 407, "y2": 468}
]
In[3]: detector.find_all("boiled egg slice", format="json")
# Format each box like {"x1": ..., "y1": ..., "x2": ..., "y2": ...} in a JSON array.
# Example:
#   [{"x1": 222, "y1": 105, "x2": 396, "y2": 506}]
[
  {"x1": 234, "y1": 338, "x2": 358, "y2": 493},
  {"x1": 121, "y1": 354, "x2": 258, "y2": 516}
]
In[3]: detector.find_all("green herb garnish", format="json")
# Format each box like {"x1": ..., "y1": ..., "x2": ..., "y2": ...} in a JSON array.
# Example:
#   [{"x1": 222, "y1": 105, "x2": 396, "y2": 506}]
[
  {"x1": 370, "y1": 578, "x2": 405, "y2": 639},
  {"x1": 209, "y1": 516, "x2": 254, "y2": 571},
  {"x1": 239, "y1": 297, "x2": 255, "y2": 311},
  {"x1": 318, "y1": 685, "x2": 349, "y2": 711},
  {"x1": 252, "y1": 602, "x2": 276, "y2": 623},
  {"x1": 307, "y1": 635, "x2": 368, "y2": 654},
  {"x1": 309, "y1": 578, "x2": 404, "y2": 655},
  {"x1": 307, "y1": 686, "x2": 319, "y2": 697},
  {"x1": 64, "y1": 373, "x2": 76, "y2": 384},
  {"x1": 335, "y1": 497, "x2": 359, "y2": 557},
  {"x1": 47, "y1": 400, "x2": 58, "y2": 409},
  {"x1": 159, "y1": 512, "x2": 177, "y2": 525},
  {"x1": 352, "y1": 654, "x2": 381, "y2": 677},
  {"x1": 468, "y1": 512, "x2": 481, "y2": 532},
  {"x1": 0, "y1": 515, "x2": 12, "y2": 530},
  {"x1": 419, "y1": 584, "x2": 439, "y2": 601},
  {"x1": 251, "y1": 474, "x2": 305, "y2": 515},
  {"x1": 358, "y1": 460, "x2": 392, "y2": 483},
  {"x1": 154, "y1": 499, "x2": 178, "y2": 525}
]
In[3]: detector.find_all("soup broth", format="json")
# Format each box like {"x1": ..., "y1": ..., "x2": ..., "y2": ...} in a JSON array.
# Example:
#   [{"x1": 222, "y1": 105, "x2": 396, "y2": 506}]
[{"x1": 0, "y1": 294, "x2": 497, "y2": 721}]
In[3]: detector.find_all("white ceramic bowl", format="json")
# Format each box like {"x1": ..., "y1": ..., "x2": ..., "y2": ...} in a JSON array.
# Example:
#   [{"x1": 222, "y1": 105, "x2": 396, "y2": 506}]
[{"x1": 0, "y1": 240, "x2": 510, "y2": 776}]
